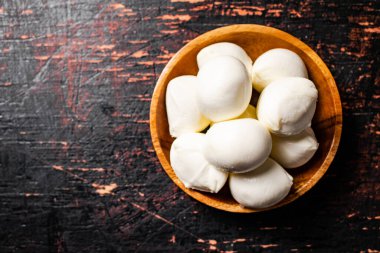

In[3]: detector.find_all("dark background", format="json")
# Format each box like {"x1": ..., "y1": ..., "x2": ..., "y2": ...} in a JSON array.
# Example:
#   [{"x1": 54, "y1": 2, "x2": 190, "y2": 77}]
[{"x1": 0, "y1": 0, "x2": 379, "y2": 252}]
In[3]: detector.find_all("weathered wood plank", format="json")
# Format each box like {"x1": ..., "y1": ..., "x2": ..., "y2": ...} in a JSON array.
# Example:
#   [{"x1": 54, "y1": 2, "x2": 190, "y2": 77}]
[{"x1": 0, "y1": 0, "x2": 378, "y2": 252}]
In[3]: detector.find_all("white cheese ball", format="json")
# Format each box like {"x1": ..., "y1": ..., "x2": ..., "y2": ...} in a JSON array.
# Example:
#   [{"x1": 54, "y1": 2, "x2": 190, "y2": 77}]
[
  {"x1": 197, "y1": 56, "x2": 252, "y2": 122},
  {"x1": 197, "y1": 42, "x2": 253, "y2": 73},
  {"x1": 271, "y1": 128, "x2": 319, "y2": 169},
  {"x1": 252, "y1": 48, "x2": 308, "y2": 92},
  {"x1": 166, "y1": 75, "x2": 210, "y2": 137},
  {"x1": 229, "y1": 158, "x2": 293, "y2": 209},
  {"x1": 204, "y1": 119, "x2": 272, "y2": 173},
  {"x1": 170, "y1": 133, "x2": 228, "y2": 193},
  {"x1": 257, "y1": 77, "x2": 318, "y2": 136}
]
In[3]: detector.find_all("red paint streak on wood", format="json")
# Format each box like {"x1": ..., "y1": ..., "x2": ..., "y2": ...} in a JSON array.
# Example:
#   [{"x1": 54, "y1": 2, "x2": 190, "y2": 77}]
[
  {"x1": 93, "y1": 67, "x2": 118, "y2": 73},
  {"x1": 131, "y1": 50, "x2": 148, "y2": 58},
  {"x1": 25, "y1": 193, "x2": 43, "y2": 197},
  {"x1": 241, "y1": 6, "x2": 265, "y2": 11},
  {"x1": 358, "y1": 73, "x2": 371, "y2": 82},
  {"x1": 2, "y1": 82, "x2": 12, "y2": 86},
  {"x1": 266, "y1": 9, "x2": 282, "y2": 17},
  {"x1": 233, "y1": 238, "x2": 246, "y2": 243},
  {"x1": 72, "y1": 167, "x2": 105, "y2": 172},
  {"x1": 136, "y1": 120, "x2": 149, "y2": 124},
  {"x1": 52, "y1": 165, "x2": 64, "y2": 171},
  {"x1": 231, "y1": 7, "x2": 263, "y2": 16},
  {"x1": 267, "y1": 3, "x2": 284, "y2": 8},
  {"x1": 111, "y1": 50, "x2": 129, "y2": 61},
  {"x1": 129, "y1": 76, "x2": 151, "y2": 83},
  {"x1": 92, "y1": 183, "x2": 118, "y2": 196},
  {"x1": 290, "y1": 9, "x2": 302, "y2": 17},
  {"x1": 107, "y1": 3, "x2": 136, "y2": 17},
  {"x1": 171, "y1": 0, "x2": 205, "y2": 3},
  {"x1": 34, "y1": 41, "x2": 67, "y2": 47},
  {"x1": 117, "y1": 12, "x2": 136, "y2": 17},
  {"x1": 209, "y1": 240, "x2": 217, "y2": 245},
  {"x1": 37, "y1": 141, "x2": 69, "y2": 149},
  {"x1": 61, "y1": 141, "x2": 69, "y2": 153},
  {"x1": 99, "y1": 67, "x2": 124, "y2": 72},
  {"x1": 160, "y1": 30, "x2": 179, "y2": 35},
  {"x1": 364, "y1": 27, "x2": 380, "y2": 33},
  {"x1": 70, "y1": 59, "x2": 103, "y2": 63},
  {"x1": 359, "y1": 21, "x2": 374, "y2": 26},
  {"x1": 109, "y1": 3, "x2": 127, "y2": 10},
  {"x1": 157, "y1": 14, "x2": 191, "y2": 22},
  {"x1": 21, "y1": 9, "x2": 33, "y2": 15},
  {"x1": 87, "y1": 44, "x2": 115, "y2": 51},
  {"x1": 117, "y1": 74, "x2": 131, "y2": 78},
  {"x1": 346, "y1": 51, "x2": 366, "y2": 58},
  {"x1": 169, "y1": 235, "x2": 176, "y2": 243},
  {"x1": 129, "y1": 40, "x2": 149, "y2": 44},
  {"x1": 261, "y1": 244, "x2": 278, "y2": 248},
  {"x1": 347, "y1": 212, "x2": 358, "y2": 218},
  {"x1": 135, "y1": 94, "x2": 152, "y2": 101},
  {"x1": 111, "y1": 111, "x2": 131, "y2": 118},
  {"x1": 137, "y1": 61, "x2": 154, "y2": 66},
  {"x1": 190, "y1": 4, "x2": 213, "y2": 11},
  {"x1": 146, "y1": 148, "x2": 155, "y2": 153},
  {"x1": 70, "y1": 159, "x2": 88, "y2": 163}
]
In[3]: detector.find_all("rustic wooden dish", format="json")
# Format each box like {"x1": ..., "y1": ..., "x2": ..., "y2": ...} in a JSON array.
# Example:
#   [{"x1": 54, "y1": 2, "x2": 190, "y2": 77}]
[{"x1": 150, "y1": 24, "x2": 342, "y2": 213}]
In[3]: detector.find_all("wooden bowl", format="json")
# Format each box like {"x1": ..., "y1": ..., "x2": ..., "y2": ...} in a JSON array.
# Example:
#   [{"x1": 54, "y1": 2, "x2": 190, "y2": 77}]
[{"x1": 150, "y1": 24, "x2": 342, "y2": 213}]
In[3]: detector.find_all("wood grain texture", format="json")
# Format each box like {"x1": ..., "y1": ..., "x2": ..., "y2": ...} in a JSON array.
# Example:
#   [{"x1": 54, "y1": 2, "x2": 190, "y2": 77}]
[
  {"x1": 0, "y1": 0, "x2": 378, "y2": 252},
  {"x1": 150, "y1": 24, "x2": 342, "y2": 213}
]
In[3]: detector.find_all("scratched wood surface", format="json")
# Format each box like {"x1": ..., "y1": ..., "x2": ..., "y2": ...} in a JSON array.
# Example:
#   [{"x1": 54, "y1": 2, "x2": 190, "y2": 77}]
[{"x1": 0, "y1": 0, "x2": 378, "y2": 252}]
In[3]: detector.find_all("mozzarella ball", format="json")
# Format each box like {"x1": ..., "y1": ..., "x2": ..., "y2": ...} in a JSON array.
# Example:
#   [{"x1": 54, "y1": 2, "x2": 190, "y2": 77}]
[
  {"x1": 166, "y1": 75, "x2": 210, "y2": 137},
  {"x1": 197, "y1": 56, "x2": 252, "y2": 122},
  {"x1": 257, "y1": 77, "x2": 318, "y2": 136},
  {"x1": 197, "y1": 42, "x2": 253, "y2": 73},
  {"x1": 170, "y1": 133, "x2": 228, "y2": 193},
  {"x1": 229, "y1": 158, "x2": 293, "y2": 209},
  {"x1": 271, "y1": 128, "x2": 319, "y2": 168},
  {"x1": 252, "y1": 48, "x2": 308, "y2": 92},
  {"x1": 204, "y1": 119, "x2": 272, "y2": 173}
]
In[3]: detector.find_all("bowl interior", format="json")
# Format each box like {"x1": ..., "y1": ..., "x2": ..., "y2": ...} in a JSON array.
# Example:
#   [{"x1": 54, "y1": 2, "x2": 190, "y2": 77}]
[{"x1": 150, "y1": 25, "x2": 342, "y2": 213}]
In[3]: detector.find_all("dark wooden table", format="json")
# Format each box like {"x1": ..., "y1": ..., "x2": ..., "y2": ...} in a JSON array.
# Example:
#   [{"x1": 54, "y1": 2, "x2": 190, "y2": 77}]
[{"x1": 0, "y1": 1, "x2": 379, "y2": 252}]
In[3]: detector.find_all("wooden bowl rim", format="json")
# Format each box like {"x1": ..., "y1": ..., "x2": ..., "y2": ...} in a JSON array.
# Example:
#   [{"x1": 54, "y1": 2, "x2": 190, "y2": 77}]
[{"x1": 150, "y1": 24, "x2": 343, "y2": 213}]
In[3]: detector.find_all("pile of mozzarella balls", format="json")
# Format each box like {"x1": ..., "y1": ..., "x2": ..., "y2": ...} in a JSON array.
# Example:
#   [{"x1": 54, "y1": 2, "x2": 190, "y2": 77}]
[{"x1": 166, "y1": 42, "x2": 319, "y2": 209}]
